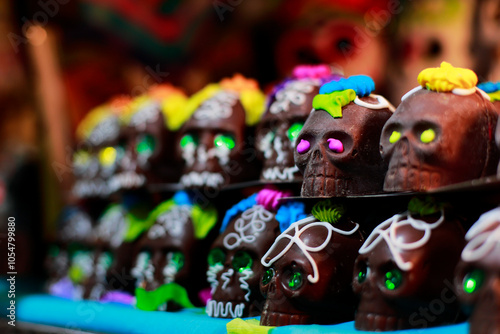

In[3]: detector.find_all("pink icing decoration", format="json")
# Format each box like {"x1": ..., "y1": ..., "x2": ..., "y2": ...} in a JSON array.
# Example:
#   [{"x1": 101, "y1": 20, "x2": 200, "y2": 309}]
[
  {"x1": 199, "y1": 288, "x2": 212, "y2": 306},
  {"x1": 328, "y1": 138, "x2": 344, "y2": 153},
  {"x1": 293, "y1": 64, "x2": 331, "y2": 80},
  {"x1": 297, "y1": 139, "x2": 310, "y2": 154},
  {"x1": 256, "y1": 188, "x2": 293, "y2": 211}
]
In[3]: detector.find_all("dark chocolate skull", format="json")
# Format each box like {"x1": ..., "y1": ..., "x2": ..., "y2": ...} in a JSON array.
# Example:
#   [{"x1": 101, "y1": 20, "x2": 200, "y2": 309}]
[
  {"x1": 73, "y1": 105, "x2": 123, "y2": 199},
  {"x1": 178, "y1": 90, "x2": 255, "y2": 190},
  {"x1": 256, "y1": 79, "x2": 319, "y2": 182},
  {"x1": 381, "y1": 88, "x2": 499, "y2": 192},
  {"x1": 294, "y1": 97, "x2": 393, "y2": 197},
  {"x1": 206, "y1": 204, "x2": 280, "y2": 318},
  {"x1": 260, "y1": 215, "x2": 363, "y2": 326},
  {"x1": 455, "y1": 207, "x2": 500, "y2": 334},
  {"x1": 131, "y1": 203, "x2": 196, "y2": 310},
  {"x1": 354, "y1": 210, "x2": 465, "y2": 331}
]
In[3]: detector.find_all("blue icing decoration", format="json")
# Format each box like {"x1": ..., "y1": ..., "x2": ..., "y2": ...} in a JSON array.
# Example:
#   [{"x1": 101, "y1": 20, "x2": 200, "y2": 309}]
[
  {"x1": 220, "y1": 193, "x2": 258, "y2": 233},
  {"x1": 276, "y1": 201, "x2": 307, "y2": 233},
  {"x1": 319, "y1": 75, "x2": 375, "y2": 97},
  {"x1": 478, "y1": 81, "x2": 500, "y2": 93},
  {"x1": 173, "y1": 191, "x2": 194, "y2": 206}
]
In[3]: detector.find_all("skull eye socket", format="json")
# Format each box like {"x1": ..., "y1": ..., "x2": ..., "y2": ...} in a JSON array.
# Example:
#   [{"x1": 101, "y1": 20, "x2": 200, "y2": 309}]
[
  {"x1": 384, "y1": 268, "x2": 403, "y2": 290},
  {"x1": 463, "y1": 268, "x2": 485, "y2": 294},
  {"x1": 420, "y1": 128, "x2": 436, "y2": 143},
  {"x1": 262, "y1": 267, "x2": 274, "y2": 285},
  {"x1": 287, "y1": 122, "x2": 304, "y2": 142},
  {"x1": 180, "y1": 133, "x2": 198, "y2": 149},
  {"x1": 98, "y1": 251, "x2": 114, "y2": 270},
  {"x1": 168, "y1": 251, "x2": 185, "y2": 271},
  {"x1": 214, "y1": 133, "x2": 236, "y2": 150},
  {"x1": 288, "y1": 271, "x2": 304, "y2": 290},
  {"x1": 297, "y1": 139, "x2": 311, "y2": 154},
  {"x1": 207, "y1": 248, "x2": 225, "y2": 267},
  {"x1": 327, "y1": 138, "x2": 344, "y2": 153},
  {"x1": 357, "y1": 262, "x2": 369, "y2": 283},
  {"x1": 136, "y1": 134, "x2": 156, "y2": 157},
  {"x1": 232, "y1": 251, "x2": 253, "y2": 273},
  {"x1": 389, "y1": 130, "x2": 401, "y2": 144}
]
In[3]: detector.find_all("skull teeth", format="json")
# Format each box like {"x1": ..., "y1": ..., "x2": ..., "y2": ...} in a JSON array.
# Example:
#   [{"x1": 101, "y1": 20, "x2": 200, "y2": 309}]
[
  {"x1": 108, "y1": 171, "x2": 146, "y2": 191},
  {"x1": 180, "y1": 171, "x2": 225, "y2": 188},
  {"x1": 355, "y1": 311, "x2": 406, "y2": 331},
  {"x1": 205, "y1": 300, "x2": 245, "y2": 318},
  {"x1": 260, "y1": 310, "x2": 310, "y2": 326},
  {"x1": 384, "y1": 166, "x2": 441, "y2": 191}
]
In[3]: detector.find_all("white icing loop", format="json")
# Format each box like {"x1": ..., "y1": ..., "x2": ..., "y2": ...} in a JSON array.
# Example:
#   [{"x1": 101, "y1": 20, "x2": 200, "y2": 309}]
[
  {"x1": 223, "y1": 205, "x2": 273, "y2": 249},
  {"x1": 261, "y1": 216, "x2": 359, "y2": 284},
  {"x1": 462, "y1": 207, "x2": 500, "y2": 262},
  {"x1": 451, "y1": 87, "x2": 476, "y2": 96},
  {"x1": 354, "y1": 94, "x2": 396, "y2": 112},
  {"x1": 270, "y1": 80, "x2": 317, "y2": 114},
  {"x1": 359, "y1": 210, "x2": 444, "y2": 271},
  {"x1": 476, "y1": 87, "x2": 492, "y2": 101},
  {"x1": 401, "y1": 86, "x2": 423, "y2": 102}
]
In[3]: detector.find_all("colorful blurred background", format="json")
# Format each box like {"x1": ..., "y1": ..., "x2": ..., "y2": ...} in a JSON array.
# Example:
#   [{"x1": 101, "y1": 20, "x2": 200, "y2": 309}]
[{"x1": 1, "y1": 0, "x2": 500, "y2": 280}]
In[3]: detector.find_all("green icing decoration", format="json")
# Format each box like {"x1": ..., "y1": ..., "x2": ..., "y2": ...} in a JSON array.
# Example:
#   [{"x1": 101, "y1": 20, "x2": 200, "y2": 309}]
[
  {"x1": 311, "y1": 200, "x2": 345, "y2": 224},
  {"x1": 489, "y1": 91, "x2": 500, "y2": 102},
  {"x1": 124, "y1": 205, "x2": 156, "y2": 242},
  {"x1": 226, "y1": 318, "x2": 275, "y2": 334},
  {"x1": 312, "y1": 89, "x2": 356, "y2": 118},
  {"x1": 135, "y1": 283, "x2": 195, "y2": 311},
  {"x1": 407, "y1": 197, "x2": 446, "y2": 216},
  {"x1": 191, "y1": 204, "x2": 218, "y2": 239}
]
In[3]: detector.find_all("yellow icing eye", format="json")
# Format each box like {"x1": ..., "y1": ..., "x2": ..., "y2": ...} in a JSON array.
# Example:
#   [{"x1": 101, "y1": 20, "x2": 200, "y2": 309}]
[
  {"x1": 420, "y1": 129, "x2": 436, "y2": 143},
  {"x1": 73, "y1": 150, "x2": 90, "y2": 167},
  {"x1": 99, "y1": 147, "x2": 117, "y2": 167},
  {"x1": 389, "y1": 131, "x2": 401, "y2": 144}
]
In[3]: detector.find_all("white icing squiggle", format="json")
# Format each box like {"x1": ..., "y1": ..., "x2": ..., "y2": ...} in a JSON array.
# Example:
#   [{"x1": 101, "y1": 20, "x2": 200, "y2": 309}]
[
  {"x1": 270, "y1": 80, "x2": 317, "y2": 114},
  {"x1": 462, "y1": 207, "x2": 500, "y2": 262},
  {"x1": 261, "y1": 216, "x2": 359, "y2": 283},
  {"x1": 359, "y1": 210, "x2": 444, "y2": 271},
  {"x1": 262, "y1": 166, "x2": 300, "y2": 181},
  {"x1": 238, "y1": 269, "x2": 253, "y2": 302},
  {"x1": 206, "y1": 300, "x2": 245, "y2": 318},
  {"x1": 163, "y1": 252, "x2": 179, "y2": 284},
  {"x1": 180, "y1": 171, "x2": 225, "y2": 188},
  {"x1": 354, "y1": 94, "x2": 395, "y2": 112},
  {"x1": 194, "y1": 91, "x2": 238, "y2": 120},
  {"x1": 223, "y1": 205, "x2": 273, "y2": 249},
  {"x1": 148, "y1": 205, "x2": 191, "y2": 239},
  {"x1": 207, "y1": 263, "x2": 224, "y2": 293},
  {"x1": 181, "y1": 142, "x2": 196, "y2": 167},
  {"x1": 221, "y1": 268, "x2": 234, "y2": 290}
]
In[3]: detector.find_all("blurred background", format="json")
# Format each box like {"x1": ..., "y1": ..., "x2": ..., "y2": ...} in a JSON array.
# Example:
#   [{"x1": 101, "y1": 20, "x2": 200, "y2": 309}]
[{"x1": 0, "y1": 0, "x2": 500, "y2": 280}]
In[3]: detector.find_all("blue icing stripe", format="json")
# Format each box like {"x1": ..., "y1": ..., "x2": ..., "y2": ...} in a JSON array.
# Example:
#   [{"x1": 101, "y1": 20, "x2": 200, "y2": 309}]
[
  {"x1": 276, "y1": 201, "x2": 307, "y2": 233},
  {"x1": 478, "y1": 81, "x2": 500, "y2": 93},
  {"x1": 319, "y1": 75, "x2": 375, "y2": 97},
  {"x1": 220, "y1": 193, "x2": 258, "y2": 233}
]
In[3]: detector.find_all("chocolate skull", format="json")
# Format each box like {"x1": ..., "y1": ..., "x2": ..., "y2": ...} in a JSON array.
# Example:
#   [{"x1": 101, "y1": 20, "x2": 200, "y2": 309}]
[
  {"x1": 256, "y1": 65, "x2": 340, "y2": 183},
  {"x1": 178, "y1": 75, "x2": 265, "y2": 191},
  {"x1": 132, "y1": 192, "x2": 217, "y2": 311},
  {"x1": 73, "y1": 99, "x2": 127, "y2": 199},
  {"x1": 205, "y1": 190, "x2": 289, "y2": 319},
  {"x1": 381, "y1": 64, "x2": 499, "y2": 192},
  {"x1": 294, "y1": 77, "x2": 394, "y2": 197},
  {"x1": 354, "y1": 208, "x2": 465, "y2": 331},
  {"x1": 110, "y1": 85, "x2": 187, "y2": 191},
  {"x1": 260, "y1": 205, "x2": 364, "y2": 326},
  {"x1": 455, "y1": 207, "x2": 500, "y2": 334}
]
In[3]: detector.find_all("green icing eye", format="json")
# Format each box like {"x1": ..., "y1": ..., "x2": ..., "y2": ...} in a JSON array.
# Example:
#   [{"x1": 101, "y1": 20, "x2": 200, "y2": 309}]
[
  {"x1": 180, "y1": 134, "x2": 197, "y2": 148},
  {"x1": 389, "y1": 131, "x2": 401, "y2": 144},
  {"x1": 463, "y1": 269, "x2": 484, "y2": 294},
  {"x1": 214, "y1": 134, "x2": 236, "y2": 150},
  {"x1": 208, "y1": 248, "x2": 225, "y2": 267},
  {"x1": 420, "y1": 129, "x2": 436, "y2": 143},
  {"x1": 288, "y1": 271, "x2": 303, "y2": 290},
  {"x1": 287, "y1": 122, "x2": 304, "y2": 141},
  {"x1": 49, "y1": 245, "x2": 60, "y2": 257},
  {"x1": 100, "y1": 252, "x2": 114, "y2": 269},
  {"x1": 385, "y1": 269, "x2": 403, "y2": 290},
  {"x1": 262, "y1": 268, "x2": 274, "y2": 285},
  {"x1": 170, "y1": 251, "x2": 185, "y2": 271},
  {"x1": 136, "y1": 134, "x2": 156, "y2": 156},
  {"x1": 232, "y1": 251, "x2": 253, "y2": 273},
  {"x1": 358, "y1": 264, "x2": 368, "y2": 283}
]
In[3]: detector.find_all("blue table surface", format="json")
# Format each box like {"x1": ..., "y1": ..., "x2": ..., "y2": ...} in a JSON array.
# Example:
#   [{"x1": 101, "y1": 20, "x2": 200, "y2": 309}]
[{"x1": 18, "y1": 295, "x2": 469, "y2": 334}]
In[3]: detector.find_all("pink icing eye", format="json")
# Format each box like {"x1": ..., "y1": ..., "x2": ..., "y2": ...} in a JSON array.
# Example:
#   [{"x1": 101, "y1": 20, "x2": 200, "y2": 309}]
[
  {"x1": 327, "y1": 138, "x2": 344, "y2": 153},
  {"x1": 297, "y1": 139, "x2": 310, "y2": 154}
]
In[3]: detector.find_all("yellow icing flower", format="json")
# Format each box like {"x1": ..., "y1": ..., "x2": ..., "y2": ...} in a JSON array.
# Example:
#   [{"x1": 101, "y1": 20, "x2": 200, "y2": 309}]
[{"x1": 417, "y1": 62, "x2": 477, "y2": 92}]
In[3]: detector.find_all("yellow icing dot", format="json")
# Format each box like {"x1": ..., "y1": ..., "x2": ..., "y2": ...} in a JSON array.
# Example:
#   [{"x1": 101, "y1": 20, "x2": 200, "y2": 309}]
[
  {"x1": 417, "y1": 62, "x2": 477, "y2": 92},
  {"x1": 389, "y1": 131, "x2": 401, "y2": 144},
  {"x1": 99, "y1": 147, "x2": 117, "y2": 167},
  {"x1": 420, "y1": 129, "x2": 436, "y2": 143}
]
